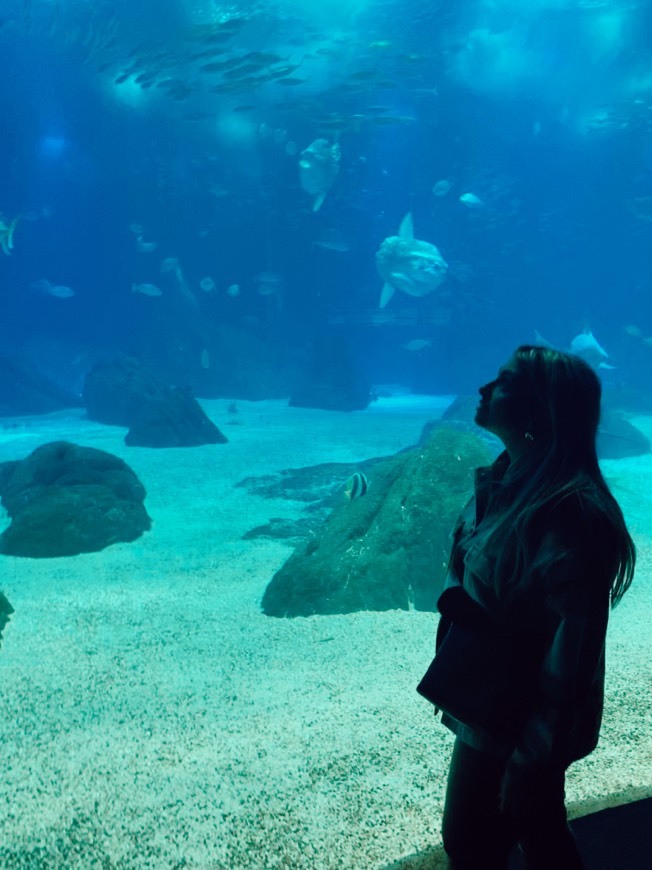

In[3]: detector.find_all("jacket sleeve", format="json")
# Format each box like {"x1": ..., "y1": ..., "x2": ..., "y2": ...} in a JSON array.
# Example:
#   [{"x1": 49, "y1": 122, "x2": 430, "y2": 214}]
[{"x1": 506, "y1": 524, "x2": 612, "y2": 770}]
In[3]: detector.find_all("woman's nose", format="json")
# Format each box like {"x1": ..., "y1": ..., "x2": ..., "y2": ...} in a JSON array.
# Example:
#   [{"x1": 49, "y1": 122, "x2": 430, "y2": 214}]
[{"x1": 479, "y1": 382, "x2": 492, "y2": 397}]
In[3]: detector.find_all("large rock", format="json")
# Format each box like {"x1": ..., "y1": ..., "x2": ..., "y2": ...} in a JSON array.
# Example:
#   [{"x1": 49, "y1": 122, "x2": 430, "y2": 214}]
[
  {"x1": 125, "y1": 385, "x2": 228, "y2": 447},
  {"x1": 0, "y1": 591, "x2": 12, "y2": 650},
  {"x1": 0, "y1": 441, "x2": 152, "y2": 558},
  {"x1": 261, "y1": 427, "x2": 490, "y2": 617},
  {"x1": 83, "y1": 356, "x2": 227, "y2": 447}
]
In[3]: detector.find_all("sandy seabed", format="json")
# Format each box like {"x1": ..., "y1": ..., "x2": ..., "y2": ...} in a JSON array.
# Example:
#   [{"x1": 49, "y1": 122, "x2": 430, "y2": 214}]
[{"x1": 0, "y1": 398, "x2": 650, "y2": 869}]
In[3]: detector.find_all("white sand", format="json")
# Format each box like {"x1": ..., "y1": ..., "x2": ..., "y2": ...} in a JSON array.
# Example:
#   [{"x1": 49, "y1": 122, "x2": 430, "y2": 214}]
[{"x1": 0, "y1": 399, "x2": 650, "y2": 869}]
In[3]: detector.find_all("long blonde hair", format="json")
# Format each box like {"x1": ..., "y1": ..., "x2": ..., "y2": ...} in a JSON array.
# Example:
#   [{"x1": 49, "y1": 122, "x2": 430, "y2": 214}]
[{"x1": 476, "y1": 346, "x2": 635, "y2": 607}]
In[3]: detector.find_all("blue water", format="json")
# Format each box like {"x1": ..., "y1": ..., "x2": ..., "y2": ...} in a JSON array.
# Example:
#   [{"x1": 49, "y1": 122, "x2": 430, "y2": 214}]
[
  {"x1": 2, "y1": 1, "x2": 652, "y2": 866},
  {"x1": 2, "y1": 0, "x2": 652, "y2": 396}
]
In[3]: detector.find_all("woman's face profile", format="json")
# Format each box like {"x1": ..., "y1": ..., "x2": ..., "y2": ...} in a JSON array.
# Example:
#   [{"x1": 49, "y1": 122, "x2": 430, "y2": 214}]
[{"x1": 475, "y1": 356, "x2": 530, "y2": 444}]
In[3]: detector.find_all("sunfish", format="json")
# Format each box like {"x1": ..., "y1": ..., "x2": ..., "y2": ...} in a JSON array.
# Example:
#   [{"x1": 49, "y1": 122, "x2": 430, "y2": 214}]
[
  {"x1": 299, "y1": 139, "x2": 340, "y2": 212},
  {"x1": 375, "y1": 213, "x2": 448, "y2": 308}
]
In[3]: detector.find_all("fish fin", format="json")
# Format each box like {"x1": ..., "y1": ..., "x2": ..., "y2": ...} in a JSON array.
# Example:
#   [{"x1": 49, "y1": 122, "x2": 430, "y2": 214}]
[
  {"x1": 312, "y1": 193, "x2": 326, "y2": 212},
  {"x1": 582, "y1": 329, "x2": 608, "y2": 357},
  {"x1": 534, "y1": 329, "x2": 555, "y2": 348},
  {"x1": 398, "y1": 212, "x2": 414, "y2": 239},
  {"x1": 380, "y1": 282, "x2": 395, "y2": 308},
  {"x1": 7, "y1": 216, "x2": 19, "y2": 252}
]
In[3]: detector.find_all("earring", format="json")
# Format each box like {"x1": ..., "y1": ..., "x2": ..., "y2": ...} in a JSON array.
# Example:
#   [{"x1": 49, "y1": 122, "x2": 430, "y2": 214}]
[{"x1": 524, "y1": 431, "x2": 535, "y2": 442}]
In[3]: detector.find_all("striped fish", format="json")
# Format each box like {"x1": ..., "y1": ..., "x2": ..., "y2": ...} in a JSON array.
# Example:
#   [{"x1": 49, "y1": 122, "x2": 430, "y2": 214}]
[{"x1": 344, "y1": 471, "x2": 368, "y2": 500}]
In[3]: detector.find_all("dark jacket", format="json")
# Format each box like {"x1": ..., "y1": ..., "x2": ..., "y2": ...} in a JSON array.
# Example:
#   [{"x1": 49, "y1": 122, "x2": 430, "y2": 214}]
[{"x1": 433, "y1": 453, "x2": 616, "y2": 768}]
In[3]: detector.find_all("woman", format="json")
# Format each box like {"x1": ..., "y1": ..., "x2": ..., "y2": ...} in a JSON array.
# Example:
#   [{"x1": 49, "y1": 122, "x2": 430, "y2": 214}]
[{"x1": 418, "y1": 345, "x2": 635, "y2": 869}]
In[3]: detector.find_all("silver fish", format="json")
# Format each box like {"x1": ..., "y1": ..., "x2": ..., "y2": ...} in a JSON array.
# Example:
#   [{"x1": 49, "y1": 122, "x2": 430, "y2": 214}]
[
  {"x1": 254, "y1": 271, "x2": 283, "y2": 296},
  {"x1": 299, "y1": 139, "x2": 340, "y2": 212},
  {"x1": 402, "y1": 339, "x2": 432, "y2": 352},
  {"x1": 30, "y1": 279, "x2": 75, "y2": 298},
  {"x1": 136, "y1": 236, "x2": 158, "y2": 253},
  {"x1": 132, "y1": 282, "x2": 162, "y2": 297},
  {"x1": 312, "y1": 228, "x2": 352, "y2": 253}
]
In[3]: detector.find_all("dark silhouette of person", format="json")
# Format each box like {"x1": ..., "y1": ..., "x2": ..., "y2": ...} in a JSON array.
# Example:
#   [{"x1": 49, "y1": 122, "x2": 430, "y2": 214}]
[{"x1": 418, "y1": 345, "x2": 636, "y2": 869}]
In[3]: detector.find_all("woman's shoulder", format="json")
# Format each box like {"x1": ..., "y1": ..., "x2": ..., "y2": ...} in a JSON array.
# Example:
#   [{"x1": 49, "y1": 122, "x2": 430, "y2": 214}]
[
  {"x1": 540, "y1": 481, "x2": 621, "y2": 565},
  {"x1": 547, "y1": 487, "x2": 595, "y2": 530}
]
